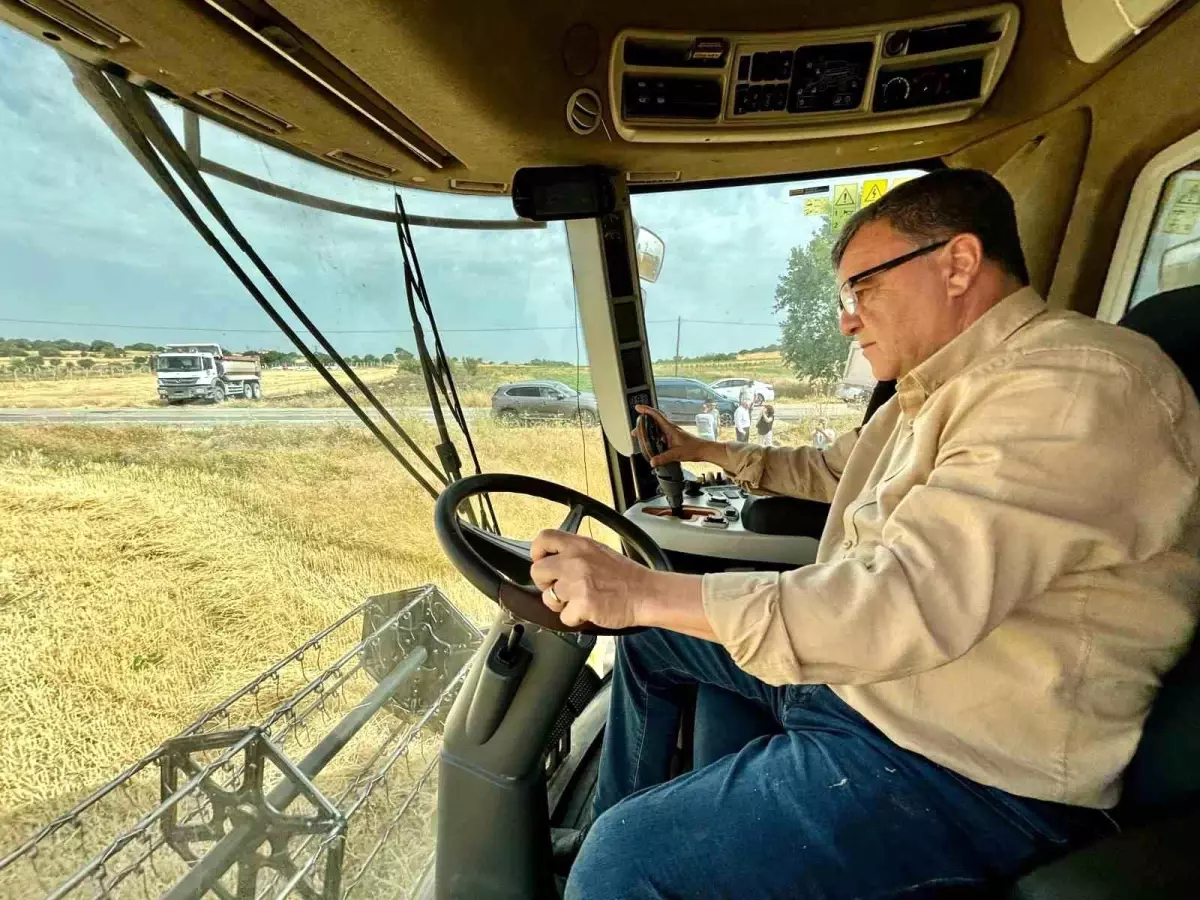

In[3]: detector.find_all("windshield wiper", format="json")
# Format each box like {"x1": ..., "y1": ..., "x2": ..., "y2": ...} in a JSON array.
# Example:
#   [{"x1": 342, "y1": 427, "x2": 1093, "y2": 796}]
[
  {"x1": 69, "y1": 61, "x2": 451, "y2": 500},
  {"x1": 394, "y1": 194, "x2": 500, "y2": 534}
]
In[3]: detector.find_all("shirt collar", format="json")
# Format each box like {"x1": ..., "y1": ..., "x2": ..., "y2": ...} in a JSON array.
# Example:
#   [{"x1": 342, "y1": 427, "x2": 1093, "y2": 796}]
[{"x1": 895, "y1": 286, "x2": 1046, "y2": 417}]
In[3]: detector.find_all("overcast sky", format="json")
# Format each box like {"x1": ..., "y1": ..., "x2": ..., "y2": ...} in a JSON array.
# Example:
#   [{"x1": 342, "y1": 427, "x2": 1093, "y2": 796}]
[{"x1": 0, "y1": 25, "x2": 922, "y2": 362}]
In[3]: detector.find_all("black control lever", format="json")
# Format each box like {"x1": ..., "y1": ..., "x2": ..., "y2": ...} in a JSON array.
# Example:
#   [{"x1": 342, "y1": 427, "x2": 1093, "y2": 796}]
[{"x1": 637, "y1": 413, "x2": 685, "y2": 517}]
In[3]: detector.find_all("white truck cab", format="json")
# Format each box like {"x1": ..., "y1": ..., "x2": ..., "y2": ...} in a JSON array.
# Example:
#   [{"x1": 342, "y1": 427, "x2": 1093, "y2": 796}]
[{"x1": 155, "y1": 342, "x2": 261, "y2": 404}]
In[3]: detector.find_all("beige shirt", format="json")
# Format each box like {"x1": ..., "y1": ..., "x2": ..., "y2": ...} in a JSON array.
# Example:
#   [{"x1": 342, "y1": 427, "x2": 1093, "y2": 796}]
[{"x1": 703, "y1": 288, "x2": 1200, "y2": 808}]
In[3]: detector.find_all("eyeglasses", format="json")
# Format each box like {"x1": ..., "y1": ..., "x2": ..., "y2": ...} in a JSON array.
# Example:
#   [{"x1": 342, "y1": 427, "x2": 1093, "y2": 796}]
[{"x1": 837, "y1": 240, "x2": 950, "y2": 315}]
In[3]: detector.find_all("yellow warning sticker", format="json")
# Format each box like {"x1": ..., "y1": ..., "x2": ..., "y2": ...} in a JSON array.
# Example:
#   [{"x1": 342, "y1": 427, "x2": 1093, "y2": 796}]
[
  {"x1": 832, "y1": 183, "x2": 859, "y2": 210},
  {"x1": 1163, "y1": 178, "x2": 1200, "y2": 235},
  {"x1": 831, "y1": 182, "x2": 860, "y2": 231},
  {"x1": 803, "y1": 197, "x2": 830, "y2": 216},
  {"x1": 889, "y1": 175, "x2": 915, "y2": 191},
  {"x1": 861, "y1": 178, "x2": 888, "y2": 206}
]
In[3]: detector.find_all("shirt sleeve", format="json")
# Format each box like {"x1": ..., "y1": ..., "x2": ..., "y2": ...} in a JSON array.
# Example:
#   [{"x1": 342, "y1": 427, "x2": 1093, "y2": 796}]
[
  {"x1": 722, "y1": 427, "x2": 858, "y2": 502},
  {"x1": 704, "y1": 354, "x2": 1200, "y2": 686}
]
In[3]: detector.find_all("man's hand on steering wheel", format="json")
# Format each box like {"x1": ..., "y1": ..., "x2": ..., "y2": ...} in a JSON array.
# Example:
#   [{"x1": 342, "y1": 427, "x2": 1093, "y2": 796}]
[{"x1": 530, "y1": 530, "x2": 654, "y2": 630}]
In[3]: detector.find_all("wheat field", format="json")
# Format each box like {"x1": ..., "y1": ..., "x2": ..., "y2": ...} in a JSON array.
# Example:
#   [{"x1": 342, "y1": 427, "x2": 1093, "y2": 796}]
[{"x1": 0, "y1": 409, "x2": 860, "y2": 894}]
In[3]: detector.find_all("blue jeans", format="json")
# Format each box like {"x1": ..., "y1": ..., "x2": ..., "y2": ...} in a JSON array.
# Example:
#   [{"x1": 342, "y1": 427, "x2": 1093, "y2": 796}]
[{"x1": 567, "y1": 629, "x2": 1116, "y2": 900}]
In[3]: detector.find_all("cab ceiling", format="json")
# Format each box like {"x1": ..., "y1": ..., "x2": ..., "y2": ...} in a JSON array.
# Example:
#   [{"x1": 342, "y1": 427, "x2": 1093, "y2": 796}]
[{"x1": 0, "y1": 0, "x2": 1181, "y2": 190}]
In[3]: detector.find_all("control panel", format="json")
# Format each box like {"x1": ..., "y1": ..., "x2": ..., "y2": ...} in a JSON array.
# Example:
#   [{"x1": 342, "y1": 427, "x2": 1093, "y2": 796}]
[
  {"x1": 873, "y1": 59, "x2": 984, "y2": 112},
  {"x1": 609, "y1": 4, "x2": 1018, "y2": 143},
  {"x1": 626, "y1": 477, "x2": 819, "y2": 567}
]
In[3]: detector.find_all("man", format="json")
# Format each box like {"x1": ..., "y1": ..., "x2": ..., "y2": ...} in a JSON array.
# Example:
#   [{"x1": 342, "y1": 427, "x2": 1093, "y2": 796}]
[
  {"x1": 811, "y1": 415, "x2": 835, "y2": 450},
  {"x1": 733, "y1": 390, "x2": 752, "y2": 442},
  {"x1": 694, "y1": 398, "x2": 718, "y2": 441},
  {"x1": 531, "y1": 169, "x2": 1200, "y2": 899}
]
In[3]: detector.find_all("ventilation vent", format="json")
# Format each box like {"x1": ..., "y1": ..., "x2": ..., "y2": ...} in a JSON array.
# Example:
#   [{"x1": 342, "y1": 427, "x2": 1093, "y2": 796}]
[
  {"x1": 7, "y1": 0, "x2": 133, "y2": 48},
  {"x1": 325, "y1": 150, "x2": 396, "y2": 179},
  {"x1": 449, "y1": 179, "x2": 509, "y2": 195},
  {"x1": 566, "y1": 88, "x2": 604, "y2": 136},
  {"x1": 195, "y1": 89, "x2": 294, "y2": 135},
  {"x1": 626, "y1": 171, "x2": 682, "y2": 184}
]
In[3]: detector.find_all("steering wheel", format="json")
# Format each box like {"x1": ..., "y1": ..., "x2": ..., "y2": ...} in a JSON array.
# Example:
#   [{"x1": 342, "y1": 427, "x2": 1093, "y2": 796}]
[{"x1": 434, "y1": 473, "x2": 672, "y2": 635}]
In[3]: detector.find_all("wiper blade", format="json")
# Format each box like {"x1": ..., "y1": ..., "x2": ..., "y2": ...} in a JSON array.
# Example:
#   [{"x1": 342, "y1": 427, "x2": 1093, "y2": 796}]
[
  {"x1": 395, "y1": 194, "x2": 500, "y2": 534},
  {"x1": 69, "y1": 61, "x2": 448, "y2": 499}
]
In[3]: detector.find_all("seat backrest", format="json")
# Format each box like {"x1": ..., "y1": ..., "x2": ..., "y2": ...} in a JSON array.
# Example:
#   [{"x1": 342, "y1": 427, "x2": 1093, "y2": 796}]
[{"x1": 1116, "y1": 285, "x2": 1200, "y2": 818}]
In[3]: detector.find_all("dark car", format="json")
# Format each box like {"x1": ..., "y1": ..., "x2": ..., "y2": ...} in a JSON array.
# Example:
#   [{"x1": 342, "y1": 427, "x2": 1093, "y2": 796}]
[
  {"x1": 654, "y1": 377, "x2": 737, "y2": 426},
  {"x1": 491, "y1": 380, "x2": 598, "y2": 425}
]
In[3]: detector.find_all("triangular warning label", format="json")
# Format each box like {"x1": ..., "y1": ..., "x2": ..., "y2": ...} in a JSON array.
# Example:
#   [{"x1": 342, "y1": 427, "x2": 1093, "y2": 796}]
[
  {"x1": 833, "y1": 186, "x2": 856, "y2": 207},
  {"x1": 861, "y1": 179, "x2": 887, "y2": 206},
  {"x1": 1177, "y1": 179, "x2": 1200, "y2": 206}
]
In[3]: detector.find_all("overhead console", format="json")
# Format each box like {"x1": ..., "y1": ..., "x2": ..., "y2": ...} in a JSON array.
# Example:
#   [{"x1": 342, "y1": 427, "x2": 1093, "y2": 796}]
[{"x1": 610, "y1": 4, "x2": 1018, "y2": 144}]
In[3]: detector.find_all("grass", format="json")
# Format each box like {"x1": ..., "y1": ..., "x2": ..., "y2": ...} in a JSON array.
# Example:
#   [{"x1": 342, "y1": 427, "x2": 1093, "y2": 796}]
[{"x1": 0, "y1": 408, "x2": 863, "y2": 894}]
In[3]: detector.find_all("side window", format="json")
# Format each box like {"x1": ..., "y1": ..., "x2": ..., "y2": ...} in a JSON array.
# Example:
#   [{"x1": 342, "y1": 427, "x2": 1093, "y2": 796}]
[
  {"x1": 633, "y1": 166, "x2": 924, "y2": 448},
  {"x1": 1131, "y1": 166, "x2": 1200, "y2": 305},
  {"x1": 538, "y1": 387, "x2": 559, "y2": 398},
  {"x1": 1100, "y1": 131, "x2": 1200, "y2": 321},
  {"x1": 509, "y1": 386, "x2": 536, "y2": 397},
  {"x1": 686, "y1": 387, "x2": 709, "y2": 401},
  {"x1": 657, "y1": 382, "x2": 682, "y2": 399}
]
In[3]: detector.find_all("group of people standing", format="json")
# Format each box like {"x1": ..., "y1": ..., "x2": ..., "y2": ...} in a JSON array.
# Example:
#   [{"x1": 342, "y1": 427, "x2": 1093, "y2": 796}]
[{"x1": 694, "y1": 391, "x2": 835, "y2": 448}]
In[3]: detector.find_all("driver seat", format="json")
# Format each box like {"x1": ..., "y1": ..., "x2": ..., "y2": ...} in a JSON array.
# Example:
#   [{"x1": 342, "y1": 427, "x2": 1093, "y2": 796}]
[{"x1": 1007, "y1": 285, "x2": 1200, "y2": 898}]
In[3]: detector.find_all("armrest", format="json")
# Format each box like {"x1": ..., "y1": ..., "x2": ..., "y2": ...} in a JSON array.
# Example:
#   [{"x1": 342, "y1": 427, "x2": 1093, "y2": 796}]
[{"x1": 1007, "y1": 809, "x2": 1200, "y2": 900}]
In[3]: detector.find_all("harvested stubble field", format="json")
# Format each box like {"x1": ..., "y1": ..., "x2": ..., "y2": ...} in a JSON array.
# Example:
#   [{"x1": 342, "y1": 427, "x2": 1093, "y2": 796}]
[{"x1": 0, "y1": 367, "x2": 398, "y2": 409}]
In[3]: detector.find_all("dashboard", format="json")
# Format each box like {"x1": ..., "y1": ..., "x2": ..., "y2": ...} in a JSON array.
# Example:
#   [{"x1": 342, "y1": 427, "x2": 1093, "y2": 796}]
[{"x1": 610, "y1": 4, "x2": 1018, "y2": 144}]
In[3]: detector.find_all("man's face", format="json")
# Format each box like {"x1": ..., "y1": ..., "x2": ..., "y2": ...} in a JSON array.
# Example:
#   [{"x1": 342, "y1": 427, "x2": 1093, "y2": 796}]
[{"x1": 836, "y1": 220, "x2": 962, "y2": 381}]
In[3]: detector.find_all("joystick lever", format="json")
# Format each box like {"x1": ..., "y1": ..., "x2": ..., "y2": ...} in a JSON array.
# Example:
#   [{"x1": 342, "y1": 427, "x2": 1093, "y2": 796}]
[{"x1": 637, "y1": 413, "x2": 685, "y2": 517}]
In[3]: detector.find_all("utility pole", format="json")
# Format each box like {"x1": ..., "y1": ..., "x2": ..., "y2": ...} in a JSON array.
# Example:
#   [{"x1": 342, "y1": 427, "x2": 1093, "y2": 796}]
[{"x1": 674, "y1": 316, "x2": 681, "y2": 375}]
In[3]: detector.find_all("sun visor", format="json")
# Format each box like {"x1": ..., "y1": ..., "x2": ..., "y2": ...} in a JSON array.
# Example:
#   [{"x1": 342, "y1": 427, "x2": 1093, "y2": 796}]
[{"x1": 1062, "y1": 0, "x2": 1182, "y2": 63}]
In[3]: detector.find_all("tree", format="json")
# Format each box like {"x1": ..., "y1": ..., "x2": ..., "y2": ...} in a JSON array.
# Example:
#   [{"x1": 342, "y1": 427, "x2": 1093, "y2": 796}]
[
  {"x1": 382, "y1": 353, "x2": 396, "y2": 365},
  {"x1": 773, "y1": 217, "x2": 850, "y2": 384},
  {"x1": 363, "y1": 353, "x2": 379, "y2": 366},
  {"x1": 125, "y1": 342, "x2": 158, "y2": 352},
  {"x1": 393, "y1": 347, "x2": 414, "y2": 361},
  {"x1": 462, "y1": 356, "x2": 482, "y2": 376},
  {"x1": 77, "y1": 357, "x2": 96, "y2": 370},
  {"x1": 132, "y1": 356, "x2": 148, "y2": 366},
  {"x1": 89, "y1": 339, "x2": 117, "y2": 353},
  {"x1": 47, "y1": 357, "x2": 62, "y2": 368},
  {"x1": 38, "y1": 347, "x2": 62, "y2": 357}
]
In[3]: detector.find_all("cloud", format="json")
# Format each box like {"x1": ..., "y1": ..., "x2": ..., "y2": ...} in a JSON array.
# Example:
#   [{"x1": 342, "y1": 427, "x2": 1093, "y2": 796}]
[{"x1": 0, "y1": 23, "x2": 924, "y2": 363}]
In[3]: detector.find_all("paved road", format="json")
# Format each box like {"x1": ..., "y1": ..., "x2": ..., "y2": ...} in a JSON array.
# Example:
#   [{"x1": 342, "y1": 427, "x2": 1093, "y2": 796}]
[{"x1": 0, "y1": 403, "x2": 857, "y2": 427}]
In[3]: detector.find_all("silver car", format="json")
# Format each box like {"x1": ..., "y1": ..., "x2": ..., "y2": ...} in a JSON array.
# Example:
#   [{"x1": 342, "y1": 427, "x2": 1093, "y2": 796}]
[{"x1": 491, "y1": 381, "x2": 599, "y2": 425}]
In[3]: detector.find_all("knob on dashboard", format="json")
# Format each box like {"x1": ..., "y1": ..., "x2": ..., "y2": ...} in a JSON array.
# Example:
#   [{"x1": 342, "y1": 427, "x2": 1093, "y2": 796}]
[{"x1": 881, "y1": 75, "x2": 911, "y2": 108}]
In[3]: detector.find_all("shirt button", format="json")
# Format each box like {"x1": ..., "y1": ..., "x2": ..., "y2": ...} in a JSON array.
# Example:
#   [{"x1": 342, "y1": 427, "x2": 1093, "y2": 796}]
[{"x1": 842, "y1": 539, "x2": 854, "y2": 550}]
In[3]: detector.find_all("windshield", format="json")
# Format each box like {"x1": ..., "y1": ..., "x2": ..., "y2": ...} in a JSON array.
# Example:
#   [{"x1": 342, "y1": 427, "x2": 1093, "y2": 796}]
[
  {"x1": 156, "y1": 355, "x2": 201, "y2": 372},
  {"x1": 0, "y1": 23, "x2": 619, "y2": 895}
]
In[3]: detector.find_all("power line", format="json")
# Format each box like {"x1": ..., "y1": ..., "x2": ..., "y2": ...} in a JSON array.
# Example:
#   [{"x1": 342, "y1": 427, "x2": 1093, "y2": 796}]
[
  {"x1": 0, "y1": 315, "x2": 783, "y2": 335},
  {"x1": 0, "y1": 315, "x2": 783, "y2": 334}
]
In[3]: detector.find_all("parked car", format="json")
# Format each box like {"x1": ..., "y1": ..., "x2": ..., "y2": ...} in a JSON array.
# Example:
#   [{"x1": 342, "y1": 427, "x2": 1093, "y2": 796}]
[
  {"x1": 709, "y1": 377, "x2": 774, "y2": 405},
  {"x1": 655, "y1": 377, "x2": 737, "y2": 426},
  {"x1": 491, "y1": 380, "x2": 598, "y2": 425}
]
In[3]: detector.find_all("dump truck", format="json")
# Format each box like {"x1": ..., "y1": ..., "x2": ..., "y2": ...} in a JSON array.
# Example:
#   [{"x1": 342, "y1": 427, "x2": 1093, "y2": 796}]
[
  {"x1": 155, "y1": 342, "x2": 261, "y2": 404},
  {"x1": 836, "y1": 342, "x2": 876, "y2": 403}
]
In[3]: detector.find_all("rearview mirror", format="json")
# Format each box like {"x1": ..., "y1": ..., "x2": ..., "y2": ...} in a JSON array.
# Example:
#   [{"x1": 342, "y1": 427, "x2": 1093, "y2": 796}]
[{"x1": 636, "y1": 226, "x2": 665, "y2": 283}]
